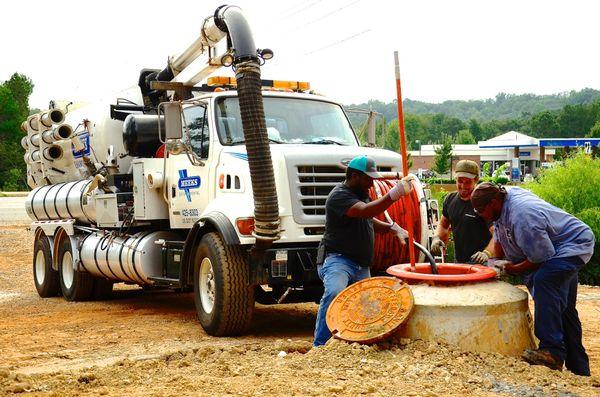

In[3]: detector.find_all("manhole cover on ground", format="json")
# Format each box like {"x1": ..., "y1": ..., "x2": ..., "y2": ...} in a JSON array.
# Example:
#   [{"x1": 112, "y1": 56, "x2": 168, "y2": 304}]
[{"x1": 326, "y1": 276, "x2": 414, "y2": 344}]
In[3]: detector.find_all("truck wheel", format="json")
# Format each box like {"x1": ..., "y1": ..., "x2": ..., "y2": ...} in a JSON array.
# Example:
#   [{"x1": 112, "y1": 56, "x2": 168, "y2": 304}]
[
  {"x1": 194, "y1": 232, "x2": 254, "y2": 336},
  {"x1": 33, "y1": 235, "x2": 60, "y2": 297},
  {"x1": 92, "y1": 278, "x2": 114, "y2": 300},
  {"x1": 57, "y1": 237, "x2": 94, "y2": 301}
]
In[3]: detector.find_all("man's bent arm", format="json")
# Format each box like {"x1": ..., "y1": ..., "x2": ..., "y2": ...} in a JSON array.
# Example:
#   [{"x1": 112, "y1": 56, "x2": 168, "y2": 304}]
[
  {"x1": 373, "y1": 218, "x2": 392, "y2": 233},
  {"x1": 505, "y1": 258, "x2": 540, "y2": 274},
  {"x1": 345, "y1": 195, "x2": 395, "y2": 218},
  {"x1": 434, "y1": 215, "x2": 451, "y2": 243},
  {"x1": 482, "y1": 227, "x2": 496, "y2": 257}
]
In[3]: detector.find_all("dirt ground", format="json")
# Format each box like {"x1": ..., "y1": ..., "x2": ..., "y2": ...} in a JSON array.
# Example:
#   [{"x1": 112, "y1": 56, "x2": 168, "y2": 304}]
[{"x1": 1, "y1": 225, "x2": 600, "y2": 396}]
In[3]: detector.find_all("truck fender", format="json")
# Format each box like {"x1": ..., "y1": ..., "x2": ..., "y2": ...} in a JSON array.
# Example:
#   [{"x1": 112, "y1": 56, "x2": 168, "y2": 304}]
[
  {"x1": 34, "y1": 227, "x2": 55, "y2": 271},
  {"x1": 181, "y1": 212, "x2": 240, "y2": 287},
  {"x1": 53, "y1": 227, "x2": 83, "y2": 272}
]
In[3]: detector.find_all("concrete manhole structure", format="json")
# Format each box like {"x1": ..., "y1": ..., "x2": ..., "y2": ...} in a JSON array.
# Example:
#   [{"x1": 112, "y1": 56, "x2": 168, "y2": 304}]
[{"x1": 387, "y1": 263, "x2": 536, "y2": 356}]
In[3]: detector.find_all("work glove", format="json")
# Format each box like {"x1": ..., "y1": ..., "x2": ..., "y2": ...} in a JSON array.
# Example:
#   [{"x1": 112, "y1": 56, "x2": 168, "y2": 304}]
[
  {"x1": 430, "y1": 236, "x2": 445, "y2": 255},
  {"x1": 487, "y1": 259, "x2": 511, "y2": 276},
  {"x1": 470, "y1": 250, "x2": 491, "y2": 264},
  {"x1": 390, "y1": 222, "x2": 409, "y2": 245},
  {"x1": 389, "y1": 175, "x2": 414, "y2": 201}
]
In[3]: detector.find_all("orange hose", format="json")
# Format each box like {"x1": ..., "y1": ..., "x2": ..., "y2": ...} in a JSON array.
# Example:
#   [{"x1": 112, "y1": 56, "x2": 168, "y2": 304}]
[{"x1": 369, "y1": 179, "x2": 421, "y2": 272}]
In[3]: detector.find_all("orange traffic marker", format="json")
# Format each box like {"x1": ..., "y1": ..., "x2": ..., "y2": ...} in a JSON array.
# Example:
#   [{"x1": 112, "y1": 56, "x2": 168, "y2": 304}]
[{"x1": 326, "y1": 277, "x2": 414, "y2": 344}]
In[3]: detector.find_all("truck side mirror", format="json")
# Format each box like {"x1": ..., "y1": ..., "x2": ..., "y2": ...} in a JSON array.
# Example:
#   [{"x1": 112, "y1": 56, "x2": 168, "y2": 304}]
[{"x1": 162, "y1": 102, "x2": 183, "y2": 140}]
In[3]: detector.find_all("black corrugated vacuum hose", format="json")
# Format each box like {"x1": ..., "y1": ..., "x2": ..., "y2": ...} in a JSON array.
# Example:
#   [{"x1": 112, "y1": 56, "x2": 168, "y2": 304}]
[
  {"x1": 214, "y1": 5, "x2": 281, "y2": 251},
  {"x1": 235, "y1": 61, "x2": 280, "y2": 249}
]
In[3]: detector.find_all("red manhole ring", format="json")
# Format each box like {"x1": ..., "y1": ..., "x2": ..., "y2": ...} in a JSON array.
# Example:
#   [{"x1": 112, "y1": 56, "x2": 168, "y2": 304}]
[{"x1": 386, "y1": 263, "x2": 497, "y2": 285}]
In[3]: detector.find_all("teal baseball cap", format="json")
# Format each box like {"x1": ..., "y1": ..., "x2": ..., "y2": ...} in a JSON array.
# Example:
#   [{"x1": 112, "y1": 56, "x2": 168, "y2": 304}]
[{"x1": 347, "y1": 155, "x2": 383, "y2": 179}]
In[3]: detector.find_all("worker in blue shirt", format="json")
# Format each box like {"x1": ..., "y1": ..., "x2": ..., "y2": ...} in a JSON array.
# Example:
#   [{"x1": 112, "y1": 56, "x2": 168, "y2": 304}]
[{"x1": 471, "y1": 182, "x2": 594, "y2": 376}]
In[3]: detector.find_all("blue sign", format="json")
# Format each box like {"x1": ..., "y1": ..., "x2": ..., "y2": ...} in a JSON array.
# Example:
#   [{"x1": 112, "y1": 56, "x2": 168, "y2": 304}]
[
  {"x1": 72, "y1": 133, "x2": 91, "y2": 158},
  {"x1": 519, "y1": 151, "x2": 531, "y2": 157},
  {"x1": 178, "y1": 169, "x2": 201, "y2": 202},
  {"x1": 511, "y1": 167, "x2": 521, "y2": 181},
  {"x1": 539, "y1": 138, "x2": 600, "y2": 148}
]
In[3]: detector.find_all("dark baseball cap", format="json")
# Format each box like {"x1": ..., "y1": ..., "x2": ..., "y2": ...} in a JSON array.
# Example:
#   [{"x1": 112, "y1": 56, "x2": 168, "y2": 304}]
[{"x1": 347, "y1": 155, "x2": 383, "y2": 179}]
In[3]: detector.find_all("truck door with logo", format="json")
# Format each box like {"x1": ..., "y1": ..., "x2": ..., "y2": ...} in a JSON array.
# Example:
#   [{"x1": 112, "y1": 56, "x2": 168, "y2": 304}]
[{"x1": 167, "y1": 103, "x2": 213, "y2": 228}]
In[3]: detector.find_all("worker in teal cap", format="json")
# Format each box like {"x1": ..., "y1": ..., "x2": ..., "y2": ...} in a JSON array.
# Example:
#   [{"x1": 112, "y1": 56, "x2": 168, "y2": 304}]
[{"x1": 313, "y1": 155, "x2": 414, "y2": 346}]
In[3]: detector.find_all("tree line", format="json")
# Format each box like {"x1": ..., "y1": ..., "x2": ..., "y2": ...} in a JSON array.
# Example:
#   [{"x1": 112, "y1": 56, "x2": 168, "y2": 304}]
[
  {"x1": 349, "y1": 88, "x2": 600, "y2": 123},
  {"x1": 1, "y1": 71, "x2": 600, "y2": 191},
  {"x1": 346, "y1": 89, "x2": 600, "y2": 153}
]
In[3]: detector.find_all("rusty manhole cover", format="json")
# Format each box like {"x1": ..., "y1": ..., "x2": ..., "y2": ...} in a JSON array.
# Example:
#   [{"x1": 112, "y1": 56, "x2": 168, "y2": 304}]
[{"x1": 326, "y1": 276, "x2": 414, "y2": 344}]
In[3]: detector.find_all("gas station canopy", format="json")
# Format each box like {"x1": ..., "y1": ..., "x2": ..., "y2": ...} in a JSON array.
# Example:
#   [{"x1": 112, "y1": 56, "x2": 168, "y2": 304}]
[
  {"x1": 539, "y1": 138, "x2": 600, "y2": 148},
  {"x1": 478, "y1": 131, "x2": 538, "y2": 149}
]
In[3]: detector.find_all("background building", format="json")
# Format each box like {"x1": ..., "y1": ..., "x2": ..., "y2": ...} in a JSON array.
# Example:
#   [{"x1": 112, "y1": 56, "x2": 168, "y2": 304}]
[{"x1": 410, "y1": 131, "x2": 600, "y2": 178}]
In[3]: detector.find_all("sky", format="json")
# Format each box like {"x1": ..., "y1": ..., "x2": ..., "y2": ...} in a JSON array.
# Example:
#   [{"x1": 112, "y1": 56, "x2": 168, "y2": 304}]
[{"x1": 2, "y1": 0, "x2": 600, "y2": 110}]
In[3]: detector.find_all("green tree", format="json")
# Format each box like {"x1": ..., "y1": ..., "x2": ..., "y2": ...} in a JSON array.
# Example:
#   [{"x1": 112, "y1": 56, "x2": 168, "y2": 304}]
[
  {"x1": 0, "y1": 73, "x2": 34, "y2": 191},
  {"x1": 588, "y1": 120, "x2": 600, "y2": 138},
  {"x1": 527, "y1": 110, "x2": 559, "y2": 137},
  {"x1": 468, "y1": 119, "x2": 484, "y2": 141},
  {"x1": 455, "y1": 129, "x2": 476, "y2": 144},
  {"x1": 4, "y1": 73, "x2": 33, "y2": 120},
  {"x1": 557, "y1": 104, "x2": 596, "y2": 138},
  {"x1": 432, "y1": 135, "x2": 453, "y2": 176},
  {"x1": 383, "y1": 119, "x2": 399, "y2": 152}
]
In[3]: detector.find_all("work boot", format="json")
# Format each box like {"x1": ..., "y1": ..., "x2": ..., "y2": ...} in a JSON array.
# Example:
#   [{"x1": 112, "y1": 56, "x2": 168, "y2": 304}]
[{"x1": 522, "y1": 349, "x2": 564, "y2": 371}]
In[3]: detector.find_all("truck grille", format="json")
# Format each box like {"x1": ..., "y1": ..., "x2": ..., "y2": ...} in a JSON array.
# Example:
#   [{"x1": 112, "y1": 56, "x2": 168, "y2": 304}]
[
  {"x1": 296, "y1": 165, "x2": 345, "y2": 216},
  {"x1": 284, "y1": 151, "x2": 395, "y2": 227}
]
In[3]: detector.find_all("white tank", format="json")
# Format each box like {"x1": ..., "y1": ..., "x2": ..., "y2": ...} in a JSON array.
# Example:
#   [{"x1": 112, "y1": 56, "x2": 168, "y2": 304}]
[
  {"x1": 396, "y1": 281, "x2": 536, "y2": 356},
  {"x1": 63, "y1": 86, "x2": 142, "y2": 175}
]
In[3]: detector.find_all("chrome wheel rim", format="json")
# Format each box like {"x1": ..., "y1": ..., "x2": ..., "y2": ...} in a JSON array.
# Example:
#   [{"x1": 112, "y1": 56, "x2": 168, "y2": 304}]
[
  {"x1": 35, "y1": 250, "x2": 45, "y2": 285},
  {"x1": 61, "y1": 251, "x2": 74, "y2": 289},
  {"x1": 199, "y1": 257, "x2": 215, "y2": 314}
]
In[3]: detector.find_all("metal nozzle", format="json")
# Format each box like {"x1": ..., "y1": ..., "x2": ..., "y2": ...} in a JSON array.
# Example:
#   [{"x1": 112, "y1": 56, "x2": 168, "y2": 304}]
[
  {"x1": 40, "y1": 109, "x2": 66, "y2": 128},
  {"x1": 42, "y1": 124, "x2": 73, "y2": 144},
  {"x1": 42, "y1": 145, "x2": 63, "y2": 161}
]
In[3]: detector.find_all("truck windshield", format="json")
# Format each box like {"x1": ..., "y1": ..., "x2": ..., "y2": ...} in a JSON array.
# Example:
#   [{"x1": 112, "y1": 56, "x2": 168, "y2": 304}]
[{"x1": 215, "y1": 97, "x2": 358, "y2": 146}]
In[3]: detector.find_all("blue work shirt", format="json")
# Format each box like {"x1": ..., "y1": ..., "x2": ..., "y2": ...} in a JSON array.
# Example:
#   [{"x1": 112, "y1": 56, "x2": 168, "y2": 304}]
[{"x1": 494, "y1": 187, "x2": 595, "y2": 265}]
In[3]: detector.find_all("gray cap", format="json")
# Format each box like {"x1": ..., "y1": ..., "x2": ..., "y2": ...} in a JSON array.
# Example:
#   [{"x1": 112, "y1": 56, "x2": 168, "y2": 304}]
[{"x1": 454, "y1": 160, "x2": 479, "y2": 179}]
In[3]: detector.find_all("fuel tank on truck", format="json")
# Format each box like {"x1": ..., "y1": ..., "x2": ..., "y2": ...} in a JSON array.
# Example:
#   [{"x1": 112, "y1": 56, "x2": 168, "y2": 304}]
[{"x1": 79, "y1": 231, "x2": 180, "y2": 285}]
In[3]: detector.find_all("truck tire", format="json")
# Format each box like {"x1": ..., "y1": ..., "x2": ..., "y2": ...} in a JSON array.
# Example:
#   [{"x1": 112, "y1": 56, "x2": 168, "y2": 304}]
[
  {"x1": 92, "y1": 278, "x2": 114, "y2": 300},
  {"x1": 193, "y1": 232, "x2": 254, "y2": 336},
  {"x1": 57, "y1": 237, "x2": 94, "y2": 301},
  {"x1": 33, "y1": 235, "x2": 60, "y2": 297}
]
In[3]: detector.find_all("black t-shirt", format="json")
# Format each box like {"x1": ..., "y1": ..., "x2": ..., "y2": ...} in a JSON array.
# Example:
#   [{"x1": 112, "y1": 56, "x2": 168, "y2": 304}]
[
  {"x1": 321, "y1": 183, "x2": 374, "y2": 267},
  {"x1": 442, "y1": 191, "x2": 492, "y2": 263}
]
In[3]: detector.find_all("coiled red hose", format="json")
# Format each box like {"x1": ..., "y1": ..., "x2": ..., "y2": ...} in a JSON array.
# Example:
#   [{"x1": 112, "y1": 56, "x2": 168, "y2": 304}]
[{"x1": 369, "y1": 179, "x2": 422, "y2": 272}]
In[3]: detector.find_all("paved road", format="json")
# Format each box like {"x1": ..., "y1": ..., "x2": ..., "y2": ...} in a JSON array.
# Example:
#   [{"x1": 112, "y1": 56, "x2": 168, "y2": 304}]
[{"x1": 0, "y1": 196, "x2": 29, "y2": 225}]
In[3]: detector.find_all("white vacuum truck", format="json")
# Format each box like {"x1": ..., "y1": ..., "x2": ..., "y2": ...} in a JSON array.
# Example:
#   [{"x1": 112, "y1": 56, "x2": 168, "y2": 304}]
[{"x1": 21, "y1": 5, "x2": 436, "y2": 336}]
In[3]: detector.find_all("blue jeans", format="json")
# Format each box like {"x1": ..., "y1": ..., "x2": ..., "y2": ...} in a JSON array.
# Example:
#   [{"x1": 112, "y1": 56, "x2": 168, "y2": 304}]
[
  {"x1": 313, "y1": 253, "x2": 371, "y2": 346},
  {"x1": 523, "y1": 256, "x2": 590, "y2": 376}
]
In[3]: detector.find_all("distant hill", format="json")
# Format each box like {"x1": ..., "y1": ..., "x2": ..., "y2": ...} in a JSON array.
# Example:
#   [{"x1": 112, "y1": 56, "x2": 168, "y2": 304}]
[{"x1": 346, "y1": 88, "x2": 600, "y2": 121}]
